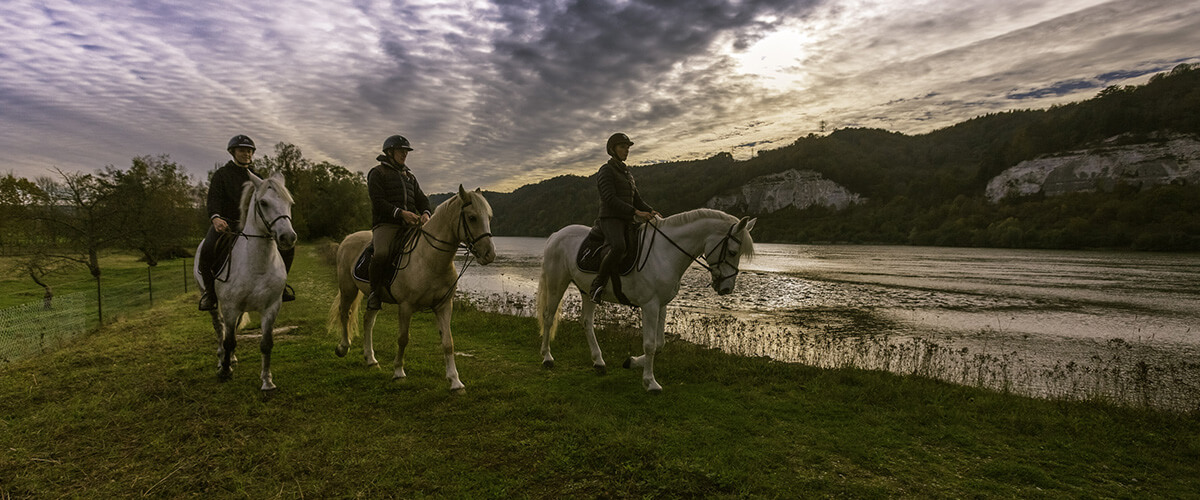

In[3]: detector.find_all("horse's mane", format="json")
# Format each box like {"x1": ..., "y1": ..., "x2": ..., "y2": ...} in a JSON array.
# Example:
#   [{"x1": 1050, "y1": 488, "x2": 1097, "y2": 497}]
[
  {"x1": 431, "y1": 189, "x2": 493, "y2": 219},
  {"x1": 236, "y1": 175, "x2": 294, "y2": 231},
  {"x1": 658, "y1": 208, "x2": 755, "y2": 258}
]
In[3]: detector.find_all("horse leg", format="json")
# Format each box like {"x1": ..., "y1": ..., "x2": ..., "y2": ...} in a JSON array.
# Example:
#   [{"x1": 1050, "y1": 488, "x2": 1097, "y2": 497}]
[
  {"x1": 580, "y1": 298, "x2": 606, "y2": 375},
  {"x1": 259, "y1": 302, "x2": 281, "y2": 391},
  {"x1": 362, "y1": 308, "x2": 380, "y2": 367},
  {"x1": 334, "y1": 291, "x2": 357, "y2": 358},
  {"x1": 393, "y1": 304, "x2": 412, "y2": 380},
  {"x1": 210, "y1": 310, "x2": 224, "y2": 369},
  {"x1": 434, "y1": 300, "x2": 465, "y2": 392},
  {"x1": 217, "y1": 307, "x2": 239, "y2": 381},
  {"x1": 623, "y1": 303, "x2": 663, "y2": 393}
]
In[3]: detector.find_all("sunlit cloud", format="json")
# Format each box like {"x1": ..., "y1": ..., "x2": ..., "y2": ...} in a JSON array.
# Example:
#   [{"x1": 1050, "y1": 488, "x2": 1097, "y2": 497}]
[{"x1": 0, "y1": 0, "x2": 1196, "y2": 193}]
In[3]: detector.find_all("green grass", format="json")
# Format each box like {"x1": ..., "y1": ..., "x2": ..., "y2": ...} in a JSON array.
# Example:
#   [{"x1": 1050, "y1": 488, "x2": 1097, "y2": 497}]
[{"x1": 2, "y1": 244, "x2": 1199, "y2": 497}]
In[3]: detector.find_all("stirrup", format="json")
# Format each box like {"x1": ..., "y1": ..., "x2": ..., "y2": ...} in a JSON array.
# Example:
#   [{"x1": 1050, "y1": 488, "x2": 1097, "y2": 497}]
[
  {"x1": 198, "y1": 292, "x2": 217, "y2": 311},
  {"x1": 281, "y1": 284, "x2": 295, "y2": 302},
  {"x1": 366, "y1": 290, "x2": 382, "y2": 310},
  {"x1": 589, "y1": 284, "x2": 605, "y2": 303}
]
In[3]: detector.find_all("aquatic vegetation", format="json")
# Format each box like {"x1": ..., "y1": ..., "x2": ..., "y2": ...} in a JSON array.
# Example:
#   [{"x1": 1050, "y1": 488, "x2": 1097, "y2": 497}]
[{"x1": 460, "y1": 290, "x2": 1200, "y2": 412}]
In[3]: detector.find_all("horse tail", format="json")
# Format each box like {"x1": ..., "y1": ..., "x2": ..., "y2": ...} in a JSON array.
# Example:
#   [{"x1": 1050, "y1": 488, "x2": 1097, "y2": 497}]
[
  {"x1": 328, "y1": 289, "x2": 361, "y2": 341},
  {"x1": 537, "y1": 232, "x2": 573, "y2": 342},
  {"x1": 536, "y1": 266, "x2": 562, "y2": 342}
]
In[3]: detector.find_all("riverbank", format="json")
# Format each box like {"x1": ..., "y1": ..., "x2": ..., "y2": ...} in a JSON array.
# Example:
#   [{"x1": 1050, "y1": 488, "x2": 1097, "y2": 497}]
[{"x1": 2, "y1": 244, "x2": 1198, "y2": 497}]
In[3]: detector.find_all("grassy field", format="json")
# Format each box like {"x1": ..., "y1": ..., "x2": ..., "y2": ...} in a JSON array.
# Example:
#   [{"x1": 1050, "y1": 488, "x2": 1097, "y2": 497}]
[{"x1": 2, "y1": 244, "x2": 1199, "y2": 498}]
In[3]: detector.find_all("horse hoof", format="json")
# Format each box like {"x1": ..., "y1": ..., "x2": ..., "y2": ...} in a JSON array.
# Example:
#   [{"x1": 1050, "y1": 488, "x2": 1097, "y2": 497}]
[
  {"x1": 335, "y1": 345, "x2": 348, "y2": 357},
  {"x1": 542, "y1": 360, "x2": 554, "y2": 369},
  {"x1": 647, "y1": 387, "x2": 663, "y2": 395},
  {"x1": 366, "y1": 361, "x2": 380, "y2": 369},
  {"x1": 217, "y1": 368, "x2": 233, "y2": 382},
  {"x1": 622, "y1": 357, "x2": 632, "y2": 369},
  {"x1": 594, "y1": 365, "x2": 607, "y2": 376}
]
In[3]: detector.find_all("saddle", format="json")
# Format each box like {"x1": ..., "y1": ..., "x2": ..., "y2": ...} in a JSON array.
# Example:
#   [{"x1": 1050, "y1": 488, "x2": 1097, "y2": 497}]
[
  {"x1": 199, "y1": 232, "x2": 239, "y2": 280},
  {"x1": 576, "y1": 223, "x2": 643, "y2": 275},
  {"x1": 352, "y1": 227, "x2": 420, "y2": 284}
]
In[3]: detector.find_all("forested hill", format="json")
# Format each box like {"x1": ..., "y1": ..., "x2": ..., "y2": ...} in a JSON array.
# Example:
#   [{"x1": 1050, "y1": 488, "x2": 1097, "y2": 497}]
[{"x1": 443, "y1": 63, "x2": 1200, "y2": 251}]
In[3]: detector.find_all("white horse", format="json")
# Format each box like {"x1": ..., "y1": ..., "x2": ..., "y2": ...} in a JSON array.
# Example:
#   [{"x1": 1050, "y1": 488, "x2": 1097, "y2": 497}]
[
  {"x1": 329, "y1": 186, "x2": 496, "y2": 392},
  {"x1": 538, "y1": 208, "x2": 756, "y2": 392},
  {"x1": 193, "y1": 172, "x2": 296, "y2": 391}
]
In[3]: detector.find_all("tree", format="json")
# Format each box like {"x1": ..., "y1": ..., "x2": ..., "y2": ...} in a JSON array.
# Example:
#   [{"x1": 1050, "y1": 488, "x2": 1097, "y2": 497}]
[
  {"x1": 32, "y1": 169, "x2": 121, "y2": 320},
  {"x1": 0, "y1": 172, "x2": 46, "y2": 249},
  {"x1": 97, "y1": 155, "x2": 198, "y2": 266}
]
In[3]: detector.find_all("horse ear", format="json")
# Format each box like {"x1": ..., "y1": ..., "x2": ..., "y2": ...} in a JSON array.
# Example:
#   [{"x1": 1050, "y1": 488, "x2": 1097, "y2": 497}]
[
  {"x1": 458, "y1": 184, "x2": 467, "y2": 198},
  {"x1": 475, "y1": 187, "x2": 481, "y2": 193},
  {"x1": 745, "y1": 217, "x2": 757, "y2": 233},
  {"x1": 736, "y1": 216, "x2": 756, "y2": 233},
  {"x1": 248, "y1": 174, "x2": 263, "y2": 187}
]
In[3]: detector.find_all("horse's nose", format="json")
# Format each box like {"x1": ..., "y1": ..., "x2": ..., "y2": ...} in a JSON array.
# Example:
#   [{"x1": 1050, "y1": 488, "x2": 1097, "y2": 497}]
[
  {"x1": 278, "y1": 232, "x2": 297, "y2": 250},
  {"x1": 477, "y1": 246, "x2": 496, "y2": 265}
]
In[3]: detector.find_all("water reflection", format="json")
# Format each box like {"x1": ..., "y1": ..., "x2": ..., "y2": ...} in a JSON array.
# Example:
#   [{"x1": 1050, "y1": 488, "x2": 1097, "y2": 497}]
[{"x1": 455, "y1": 238, "x2": 1200, "y2": 410}]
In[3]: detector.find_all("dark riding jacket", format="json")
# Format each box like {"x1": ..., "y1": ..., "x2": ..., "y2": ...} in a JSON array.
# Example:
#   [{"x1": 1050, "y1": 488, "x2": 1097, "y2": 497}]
[
  {"x1": 596, "y1": 158, "x2": 652, "y2": 221},
  {"x1": 368, "y1": 155, "x2": 431, "y2": 228},
  {"x1": 207, "y1": 161, "x2": 258, "y2": 223}
]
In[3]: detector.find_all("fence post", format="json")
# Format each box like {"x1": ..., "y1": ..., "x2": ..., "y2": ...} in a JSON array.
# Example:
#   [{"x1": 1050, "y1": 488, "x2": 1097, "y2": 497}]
[{"x1": 95, "y1": 276, "x2": 103, "y2": 325}]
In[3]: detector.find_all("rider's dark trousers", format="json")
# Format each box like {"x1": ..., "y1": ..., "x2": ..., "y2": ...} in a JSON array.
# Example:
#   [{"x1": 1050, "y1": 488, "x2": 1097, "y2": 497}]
[
  {"x1": 594, "y1": 217, "x2": 632, "y2": 289},
  {"x1": 370, "y1": 223, "x2": 404, "y2": 291}
]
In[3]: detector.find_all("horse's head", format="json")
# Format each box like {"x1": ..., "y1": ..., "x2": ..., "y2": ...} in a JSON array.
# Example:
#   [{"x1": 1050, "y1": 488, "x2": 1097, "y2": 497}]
[
  {"x1": 455, "y1": 184, "x2": 495, "y2": 265},
  {"x1": 704, "y1": 216, "x2": 756, "y2": 295},
  {"x1": 244, "y1": 172, "x2": 297, "y2": 250}
]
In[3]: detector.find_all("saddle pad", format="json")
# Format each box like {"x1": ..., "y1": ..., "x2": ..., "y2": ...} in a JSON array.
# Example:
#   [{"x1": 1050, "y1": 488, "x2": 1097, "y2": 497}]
[
  {"x1": 352, "y1": 227, "x2": 420, "y2": 284},
  {"x1": 576, "y1": 223, "x2": 641, "y2": 275},
  {"x1": 200, "y1": 232, "x2": 237, "y2": 278},
  {"x1": 352, "y1": 245, "x2": 374, "y2": 283}
]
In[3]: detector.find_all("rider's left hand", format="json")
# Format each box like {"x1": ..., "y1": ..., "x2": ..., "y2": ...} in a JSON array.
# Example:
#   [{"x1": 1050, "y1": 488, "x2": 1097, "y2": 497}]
[{"x1": 420, "y1": 213, "x2": 431, "y2": 225}]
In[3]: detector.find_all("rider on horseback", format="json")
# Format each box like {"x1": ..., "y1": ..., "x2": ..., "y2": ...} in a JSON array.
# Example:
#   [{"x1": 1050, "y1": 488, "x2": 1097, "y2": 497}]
[
  {"x1": 198, "y1": 135, "x2": 296, "y2": 311},
  {"x1": 589, "y1": 132, "x2": 661, "y2": 303},
  {"x1": 365, "y1": 134, "x2": 432, "y2": 311}
]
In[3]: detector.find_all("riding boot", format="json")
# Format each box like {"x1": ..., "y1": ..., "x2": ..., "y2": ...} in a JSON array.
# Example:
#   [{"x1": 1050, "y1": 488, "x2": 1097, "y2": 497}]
[
  {"x1": 366, "y1": 259, "x2": 386, "y2": 311},
  {"x1": 199, "y1": 272, "x2": 218, "y2": 311},
  {"x1": 281, "y1": 284, "x2": 296, "y2": 302},
  {"x1": 590, "y1": 248, "x2": 616, "y2": 303}
]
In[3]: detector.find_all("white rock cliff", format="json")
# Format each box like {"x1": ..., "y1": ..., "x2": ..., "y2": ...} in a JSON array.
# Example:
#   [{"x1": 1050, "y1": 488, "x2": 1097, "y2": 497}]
[
  {"x1": 705, "y1": 169, "x2": 863, "y2": 214},
  {"x1": 986, "y1": 136, "x2": 1200, "y2": 202}
]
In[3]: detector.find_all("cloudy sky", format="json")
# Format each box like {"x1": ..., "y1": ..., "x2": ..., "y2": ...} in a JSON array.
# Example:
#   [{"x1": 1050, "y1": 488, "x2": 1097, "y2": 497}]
[{"x1": 2, "y1": 0, "x2": 1197, "y2": 193}]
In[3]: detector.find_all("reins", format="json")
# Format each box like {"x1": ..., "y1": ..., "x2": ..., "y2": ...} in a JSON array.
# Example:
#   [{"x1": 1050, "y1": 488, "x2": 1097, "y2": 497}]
[
  {"x1": 643, "y1": 219, "x2": 743, "y2": 283},
  {"x1": 411, "y1": 194, "x2": 492, "y2": 311}
]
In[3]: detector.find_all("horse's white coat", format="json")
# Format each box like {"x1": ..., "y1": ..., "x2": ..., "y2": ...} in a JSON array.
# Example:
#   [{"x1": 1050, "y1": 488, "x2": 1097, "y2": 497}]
[
  {"x1": 330, "y1": 186, "x2": 495, "y2": 392},
  {"x1": 193, "y1": 172, "x2": 296, "y2": 391},
  {"x1": 537, "y1": 209, "x2": 755, "y2": 392}
]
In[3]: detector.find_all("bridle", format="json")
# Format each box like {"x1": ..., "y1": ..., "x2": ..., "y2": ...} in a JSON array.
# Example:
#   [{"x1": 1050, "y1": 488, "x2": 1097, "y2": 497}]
[
  {"x1": 414, "y1": 193, "x2": 493, "y2": 310},
  {"x1": 644, "y1": 219, "x2": 743, "y2": 287},
  {"x1": 418, "y1": 194, "x2": 492, "y2": 256},
  {"x1": 238, "y1": 185, "x2": 292, "y2": 242}
]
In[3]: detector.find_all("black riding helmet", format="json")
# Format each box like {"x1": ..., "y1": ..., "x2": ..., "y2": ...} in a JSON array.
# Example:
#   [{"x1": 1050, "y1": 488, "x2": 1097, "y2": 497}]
[
  {"x1": 606, "y1": 132, "x2": 633, "y2": 157},
  {"x1": 382, "y1": 135, "x2": 414, "y2": 153},
  {"x1": 227, "y1": 134, "x2": 256, "y2": 152}
]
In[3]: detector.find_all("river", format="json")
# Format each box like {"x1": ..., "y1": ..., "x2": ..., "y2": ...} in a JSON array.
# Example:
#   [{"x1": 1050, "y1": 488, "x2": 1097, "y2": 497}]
[{"x1": 455, "y1": 237, "x2": 1200, "y2": 409}]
